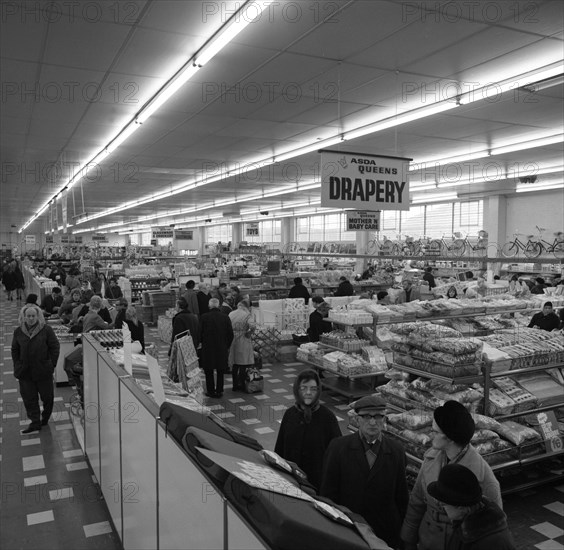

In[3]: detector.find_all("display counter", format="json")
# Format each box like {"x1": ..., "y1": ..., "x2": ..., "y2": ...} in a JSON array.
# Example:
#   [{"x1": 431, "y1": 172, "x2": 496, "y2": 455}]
[{"x1": 81, "y1": 335, "x2": 267, "y2": 550}]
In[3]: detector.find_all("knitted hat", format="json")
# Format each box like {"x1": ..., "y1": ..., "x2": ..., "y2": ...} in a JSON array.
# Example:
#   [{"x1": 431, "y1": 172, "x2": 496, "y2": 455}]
[
  {"x1": 433, "y1": 401, "x2": 475, "y2": 445},
  {"x1": 427, "y1": 464, "x2": 482, "y2": 506}
]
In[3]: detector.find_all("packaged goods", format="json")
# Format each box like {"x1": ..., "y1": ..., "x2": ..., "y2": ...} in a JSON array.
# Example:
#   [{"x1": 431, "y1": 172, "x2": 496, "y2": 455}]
[
  {"x1": 496, "y1": 420, "x2": 543, "y2": 446},
  {"x1": 471, "y1": 429, "x2": 500, "y2": 443},
  {"x1": 386, "y1": 409, "x2": 433, "y2": 430}
]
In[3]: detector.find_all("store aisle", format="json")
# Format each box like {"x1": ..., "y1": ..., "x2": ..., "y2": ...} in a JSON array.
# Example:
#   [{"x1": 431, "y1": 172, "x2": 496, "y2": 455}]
[
  {"x1": 0, "y1": 296, "x2": 121, "y2": 550},
  {"x1": 2, "y1": 293, "x2": 562, "y2": 550}
]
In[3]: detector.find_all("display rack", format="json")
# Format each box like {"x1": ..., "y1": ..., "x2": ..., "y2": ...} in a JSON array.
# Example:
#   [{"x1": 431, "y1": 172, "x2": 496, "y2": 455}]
[{"x1": 251, "y1": 327, "x2": 281, "y2": 361}]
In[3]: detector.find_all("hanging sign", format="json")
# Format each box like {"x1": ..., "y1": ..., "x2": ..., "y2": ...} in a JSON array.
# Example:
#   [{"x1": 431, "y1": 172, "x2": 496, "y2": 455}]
[
  {"x1": 152, "y1": 227, "x2": 174, "y2": 239},
  {"x1": 62, "y1": 189, "x2": 68, "y2": 232},
  {"x1": 174, "y1": 229, "x2": 194, "y2": 240},
  {"x1": 74, "y1": 235, "x2": 83, "y2": 244},
  {"x1": 320, "y1": 150, "x2": 411, "y2": 211},
  {"x1": 345, "y1": 210, "x2": 381, "y2": 231},
  {"x1": 25, "y1": 235, "x2": 36, "y2": 245},
  {"x1": 246, "y1": 222, "x2": 259, "y2": 237},
  {"x1": 45, "y1": 235, "x2": 54, "y2": 244},
  {"x1": 92, "y1": 233, "x2": 108, "y2": 242}
]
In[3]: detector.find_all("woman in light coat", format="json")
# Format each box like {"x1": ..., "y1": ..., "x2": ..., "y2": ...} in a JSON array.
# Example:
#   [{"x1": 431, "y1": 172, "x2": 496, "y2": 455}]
[{"x1": 228, "y1": 300, "x2": 255, "y2": 391}]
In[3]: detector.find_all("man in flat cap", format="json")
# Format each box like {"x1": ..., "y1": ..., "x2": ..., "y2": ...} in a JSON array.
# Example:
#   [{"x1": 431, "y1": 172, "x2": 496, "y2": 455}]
[{"x1": 320, "y1": 394, "x2": 409, "y2": 549}]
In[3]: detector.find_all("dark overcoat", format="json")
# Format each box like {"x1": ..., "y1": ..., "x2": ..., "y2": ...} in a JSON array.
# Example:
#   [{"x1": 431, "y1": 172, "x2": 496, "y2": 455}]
[{"x1": 199, "y1": 309, "x2": 233, "y2": 373}]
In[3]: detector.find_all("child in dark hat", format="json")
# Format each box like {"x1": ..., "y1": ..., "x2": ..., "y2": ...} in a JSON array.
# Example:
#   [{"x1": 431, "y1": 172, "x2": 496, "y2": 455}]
[
  {"x1": 427, "y1": 464, "x2": 515, "y2": 549},
  {"x1": 401, "y1": 401, "x2": 502, "y2": 550}
]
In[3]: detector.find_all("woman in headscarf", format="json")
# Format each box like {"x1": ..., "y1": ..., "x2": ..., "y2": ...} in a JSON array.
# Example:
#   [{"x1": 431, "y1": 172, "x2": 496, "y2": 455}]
[
  {"x1": 274, "y1": 369, "x2": 341, "y2": 489},
  {"x1": 228, "y1": 300, "x2": 255, "y2": 391},
  {"x1": 11, "y1": 304, "x2": 60, "y2": 434}
]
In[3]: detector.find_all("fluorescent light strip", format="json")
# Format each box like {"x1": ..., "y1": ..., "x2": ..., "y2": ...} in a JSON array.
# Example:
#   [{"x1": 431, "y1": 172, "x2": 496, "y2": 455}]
[
  {"x1": 410, "y1": 132, "x2": 563, "y2": 171},
  {"x1": 74, "y1": 182, "x2": 321, "y2": 234},
  {"x1": 19, "y1": 0, "x2": 273, "y2": 233},
  {"x1": 516, "y1": 182, "x2": 564, "y2": 193}
]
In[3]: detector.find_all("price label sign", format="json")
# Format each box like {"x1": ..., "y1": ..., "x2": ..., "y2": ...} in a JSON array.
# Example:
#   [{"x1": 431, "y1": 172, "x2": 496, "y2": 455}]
[{"x1": 535, "y1": 411, "x2": 562, "y2": 455}]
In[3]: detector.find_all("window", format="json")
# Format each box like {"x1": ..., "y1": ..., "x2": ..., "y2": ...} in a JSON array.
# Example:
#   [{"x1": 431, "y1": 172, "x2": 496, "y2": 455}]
[
  {"x1": 206, "y1": 224, "x2": 232, "y2": 243},
  {"x1": 425, "y1": 203, "x2": 453, "y2": 237},
  {"x1": 454, "y1": 201, "x2": 483, "y2": 236}
]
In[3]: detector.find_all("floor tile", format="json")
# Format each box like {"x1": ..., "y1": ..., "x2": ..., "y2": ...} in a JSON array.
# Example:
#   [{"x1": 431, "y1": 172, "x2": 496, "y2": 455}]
[
  {"x1": 2, "y1": 388, "x2": 17, "y2": 393},
  {"x1": 52, "y1": 411, "x2": 70, "y2": 422},
  {"x1": 24, "y1": 475, "x2": 48, "y2": 487},
  {"x1": 215, "y1": 412, "x2": 235, "y2": 419},
  {"x1": 254, "y1": 427, "x2": 275, "y2": 435},
  {"x1": 239, "y1": 405, "x2": 256, "y2": 411},
  {"x1": 49, "y1": 487, "x2": 75, "y2": 501},
  {"x1": 62, "y1": 449, "x2": 84, "y2": 459},
  {"x1": 534, "y1": 541, "x2": 564, "y2": 550},
  {"x1": 253, "y1": 395, "x2": 270, "y2": 400},
  {"x1": 543, "y1": 502, "x2": 564, "y2": 517},
  {"x1": 27, "y1": 510, "x2": 54, "y2": 526},
  {"x1": 22, "y1": 455, "x2": 45, "y2": 471},
  {"x1": 242, "y1": 418, "x2": 261, "y2": 425},
  {"x1": 531, "y1": 522, "x2": 564, "y2": 539},
  {"x1": 21, "y1": 438, "x2": 41, "y2": 447},
  {"x1": 84, "y1": 521, "x2": 113, "y2": 537},
  {"x1": 266, "y1": 379, "x2": 282, "y2": 383},
  {"x1": 271, "y1": 405, "x2": 287, "y2": 411},
  {"x1": 271, "y1": 388, "x2": 288, "y2": 393},
  {"x1": 206, "y1": 404, "x2": 224, "y2": 411},
  {"x1": 66, "y1": 461, "x2": 89, "y2": 472},
  {"x1": 55, "y1": 423, "x2": 73, "y2": 431},
  {"x1": 228, "y1": 398, "x2": 245, "y2": 403}
]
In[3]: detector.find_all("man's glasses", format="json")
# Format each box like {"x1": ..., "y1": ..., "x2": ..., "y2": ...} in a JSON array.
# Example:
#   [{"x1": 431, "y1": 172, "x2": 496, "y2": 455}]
[
  {"x1": 299, "y1": 386, "x2": 319, "y2": 394},
  {"x1": 357, "y1": 413, "x2": 384, "y2": 422}
]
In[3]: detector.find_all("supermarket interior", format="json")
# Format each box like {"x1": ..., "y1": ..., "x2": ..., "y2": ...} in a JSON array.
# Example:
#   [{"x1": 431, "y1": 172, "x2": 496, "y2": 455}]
[{"x1": 1, "y1": 1, "x2": 564, "y2": 550}]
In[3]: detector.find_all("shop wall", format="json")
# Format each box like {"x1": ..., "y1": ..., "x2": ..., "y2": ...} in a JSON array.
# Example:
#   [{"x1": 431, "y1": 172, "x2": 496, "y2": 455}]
[{"x1": 505, "y1": 189, "x2": 564, "y2": 243}]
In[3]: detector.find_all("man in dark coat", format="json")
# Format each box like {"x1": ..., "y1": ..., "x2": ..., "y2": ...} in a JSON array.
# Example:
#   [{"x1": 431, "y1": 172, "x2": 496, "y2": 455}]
[
  {"x1": 307, "y1": 297, "x2": 332, "y2": 342},
  {"x1": 12, "y1": 304, "x2": 60, "y2": 433},
  {"x1": 288, "y1": 277, "x2": 311, "y2": 304},
  {"x1": 182, "y1": 279, "x2": 200, "y2": 315},
  {"x1": 528, "y1": 301, "x2": 560, "y2": 331},
  {"x1": 427, "y1": 464, "x2": 516, "y2": 549},
  {"x1": 40, "y1": 287, "x2": 63, "y2": 317},
  {"x1": 320, "y1": 394, "x2": 409, "y2": 548},
  {"x1": 196, "y1": 282, "x2": 211, "y2": 315},
  {"x1": 199, "y1": 298, "x2": 233, "y2": 398},
  {"x1": 334, "y1": 276, "x2": 354, "y2": 296}
]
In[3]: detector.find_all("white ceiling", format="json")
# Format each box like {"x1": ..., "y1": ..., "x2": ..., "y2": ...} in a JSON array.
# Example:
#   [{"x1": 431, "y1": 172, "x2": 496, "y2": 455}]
[{"x1": 1, "y1": 0, "x2": 563, "y2": 238}]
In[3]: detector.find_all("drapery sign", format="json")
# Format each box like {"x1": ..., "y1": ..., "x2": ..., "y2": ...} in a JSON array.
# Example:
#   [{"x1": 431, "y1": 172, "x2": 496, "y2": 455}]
[
  {"x1": 346, "y1": 210, "x2": 381, "y2": 231},
  {"x1": 320, "y1": 151, "x2": 411, "y2": 210},
  {"x1": 246, "y1": 222, "x2": 259, "y2": 237}
]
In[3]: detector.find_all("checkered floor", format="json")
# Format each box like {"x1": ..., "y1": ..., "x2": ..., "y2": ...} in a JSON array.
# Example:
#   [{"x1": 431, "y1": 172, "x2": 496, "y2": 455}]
[{"x1": 1, "y1": 294, "x2": 563, "y2": 549}]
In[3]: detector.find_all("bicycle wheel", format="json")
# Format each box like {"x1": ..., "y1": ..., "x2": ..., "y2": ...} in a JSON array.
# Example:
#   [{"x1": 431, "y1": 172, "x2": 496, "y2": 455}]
[
  {"x1": 552, "y1": 240, "x2": 564, "y2": 259},
  {"x1": 501, "y1": 242, "x2": 519, "y2": 258},
  {"x1": 451, "y1": 239, "x2": 466, "y2": 257},
  {"x1": 524, "y1": 241, "x2": 542, "y2": 259}
]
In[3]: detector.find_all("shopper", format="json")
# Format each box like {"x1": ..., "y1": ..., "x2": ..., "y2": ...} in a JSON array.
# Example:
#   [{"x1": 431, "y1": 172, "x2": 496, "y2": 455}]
[
  {"x1": 288, "y1": 277, "x2": 311, "y2": 304},
  {"x1": 400, "y1": 400, "x2": 502, "y2": 550},
  {"x1": 105, "y1": 278, "x2": 123, "y2": 299},
  {"x1": 307, "y1": 296, "x2": 332, "y2": 342},
  {"x1": 528, "y1": 301, "x2": 560, "y2": 332},
  {"x1": 376, "y1": 290, "x2": 390, "y2": 304},
  {"x1": 79, "y1": 279, "x2": 94, "y2": 303},
  {"x1": 91, "y1": 272, "x2": 107, "y2": 297},
  {"x1": 320, "y1": 394, "x2": 409, "y2": 548},
  {"x1": 334, "y1": 276, "x2": 354, "y2": 296},
  {"x1": 125, "y1": 305, "x2": 145, "y2": 352},
  {"x1": 11, "y1": 304, "x2": 60, "y2": 433},
  {"x1": 13, "y1": 259, "x2": 25, "y2": 300},
  {"x1": 64, "y1": 267, "x2": 81, "y2": 294},
  {"x1": 40, "y1": 287, "x2": 63, "y2": 317},
  {"x1": 58, "y1": 289, "x2": 83, "y2": 324},
  {"x1": 219, "y1": 294, "x2": 235, "y2": 315},
  {"x1": 25, "y1": 293, "x2": 39, "y2": 305},
  {"x1": 422, "y1": 267, "x2": 436, "y2": 289},
  {"x1": 427, "y1": 464, "x2": 516, "y2": 550},
  {"x1": 197, "y1": 282, "x2": 211, "y2": 315},
  {"x1": 228, "y1": 300, "x2": 256, "y2": 391},
  {"x1": 81, "y1": 296, "x2": 114, "y2": 333},
  {"x1": 275, "y1": 369, "x2": 341, "y2": 489},
  {"x1": 445, "y1": 285, "x2": 458, "y2": 299},
  {"x1": 530, "y1": 277, "x2": 548, "y2": 295},
  {"x1": 170, "y1": 297, "x2": 199, "y2": 354},
  {"x1": 199, "y1": 298, "x2": 233, "y2": 398},
  {"x1": 2, "y1": 260, "x2": 19, "y2": 301},
  {"x1": 182, "y1": 280, "x2": 199, "y2": 316},
  {"x1": 397, "y1": 279, "x2": 421, "y2": 303},
  {"x1": 113, "y1": 297, "x2": 129, "y2": 329}
]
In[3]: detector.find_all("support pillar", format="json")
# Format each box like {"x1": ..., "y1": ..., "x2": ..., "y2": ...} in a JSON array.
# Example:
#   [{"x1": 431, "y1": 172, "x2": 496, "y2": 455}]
[{"x1": 232, "y1": 222, "x2": 242, "y2": 251}]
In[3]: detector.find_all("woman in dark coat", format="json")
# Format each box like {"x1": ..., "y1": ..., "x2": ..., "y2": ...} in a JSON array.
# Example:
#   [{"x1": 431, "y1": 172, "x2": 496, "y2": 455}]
[
  {"x1": 11, "y1": 304, "x2": 60, "y2": 433},
  {"x1": 199, "y1": 298, "x2": 233, "y2": 398},
  {"x1": 275, "y1": 369, "x2": 341, "y2": 489},
  {"x1": 169, "y1": 298, "x2": 199, "y2": 355},
  {"x1": 2, "y1": 260, "x2": 19, "y2": 300}
]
